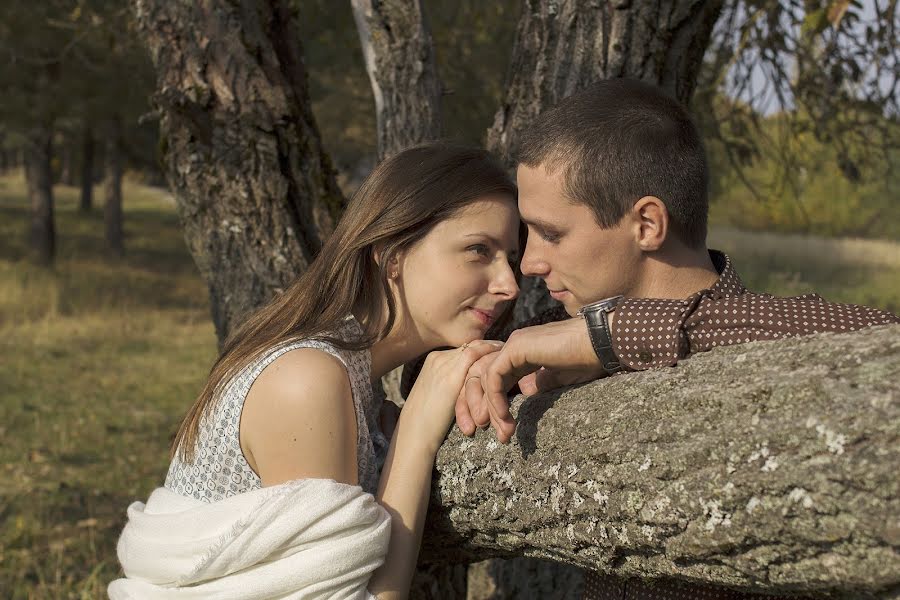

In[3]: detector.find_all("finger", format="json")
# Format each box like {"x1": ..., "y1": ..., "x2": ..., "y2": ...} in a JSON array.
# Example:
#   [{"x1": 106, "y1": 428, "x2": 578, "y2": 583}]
[
  {"x1": 465, "y1": 375, "x2": 490, "y2": 427},
  {"x1": 455, "y1": 387, "x2": 476, "y2": 436},
  {"x1": 518, "y1": 371, "x2": 540, "y2": 396},
  {"x1": 483, "y1": 343, "x2": 540, "y2": 426},
  {"x1": 455, "y1": 341, "x2": 503, "y2": 380}
]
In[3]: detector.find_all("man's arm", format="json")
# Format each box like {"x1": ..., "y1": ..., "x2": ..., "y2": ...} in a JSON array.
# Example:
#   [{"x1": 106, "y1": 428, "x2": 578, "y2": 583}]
[{"x1": 459, "y1": 292, "x2": 900, "y2": 443}]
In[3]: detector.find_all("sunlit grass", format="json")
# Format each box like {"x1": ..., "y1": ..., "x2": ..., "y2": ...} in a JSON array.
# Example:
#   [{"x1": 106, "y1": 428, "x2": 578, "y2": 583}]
[{"x1": 0, "y1": 171, "x2": 216, "y2": 598}]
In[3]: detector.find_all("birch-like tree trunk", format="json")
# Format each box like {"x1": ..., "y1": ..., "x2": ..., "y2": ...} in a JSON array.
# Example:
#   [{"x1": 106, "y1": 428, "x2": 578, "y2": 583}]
[
  {"x1": 351, "y1": 0, "x2": 441, "y2": 161},
  {"x1": 131, "y1": 0, "x2": 344, "y2": 342}
]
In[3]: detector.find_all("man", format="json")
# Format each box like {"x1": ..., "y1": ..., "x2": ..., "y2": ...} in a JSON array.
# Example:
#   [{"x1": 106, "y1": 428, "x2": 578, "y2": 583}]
[{"x1": 452, "y1": 78, "x2": 899, "y2": 599}]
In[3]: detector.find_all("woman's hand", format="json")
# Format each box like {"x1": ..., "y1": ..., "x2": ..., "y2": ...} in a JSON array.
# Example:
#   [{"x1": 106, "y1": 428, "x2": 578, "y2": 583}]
[{"x1": 400, "y1": 340, "x2": 503, "y2": 455}]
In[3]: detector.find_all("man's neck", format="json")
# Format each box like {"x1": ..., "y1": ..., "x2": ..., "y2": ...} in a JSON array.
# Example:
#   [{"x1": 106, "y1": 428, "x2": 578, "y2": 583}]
[{"x1": 628, "y1": 246, "x2": 719, "y2": 300}]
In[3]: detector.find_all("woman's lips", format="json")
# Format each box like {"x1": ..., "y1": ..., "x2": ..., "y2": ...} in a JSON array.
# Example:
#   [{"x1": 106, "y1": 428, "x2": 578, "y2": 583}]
[{"x1": 469, "y1": 308, "x2": 495, "y2": 327}]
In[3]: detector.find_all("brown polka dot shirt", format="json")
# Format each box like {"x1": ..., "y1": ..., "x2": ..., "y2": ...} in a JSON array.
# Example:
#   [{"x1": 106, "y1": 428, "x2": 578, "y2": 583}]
[{"x1": 609, "y1": 250, "x2": 899, "y2": 372}]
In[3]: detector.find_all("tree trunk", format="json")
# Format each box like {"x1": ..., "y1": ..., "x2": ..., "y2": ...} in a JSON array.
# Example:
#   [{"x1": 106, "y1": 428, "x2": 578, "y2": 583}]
[
  {"x1": 131, "y1": 0, "x2": 344, "y2": 343},
  {"x1": 104, "y1": 116, "x2": 124, "y2": 256},
  {"x1": 59, "y1": 135, "x2": 76, "y2": 186},
  {"x1": 421, "y1": 325, "x2": 900, "y2": 599},
  {"x1": 351, "y1": 0, "x2": 442, "y2": 162},
  {"x1": 24, "y1": 125, "x2": 55, "y2": 266},
  {"x1": 487, "y1": 0, "x2": 723, "y2": 166},
  {"x1": 80, "y1": 123, "x2": 94, "y2": 212}
]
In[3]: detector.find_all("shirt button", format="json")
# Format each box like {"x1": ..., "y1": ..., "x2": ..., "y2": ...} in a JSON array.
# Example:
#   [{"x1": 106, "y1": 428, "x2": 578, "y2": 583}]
[{"x1": 638, "y1": 350, "x2": 654, "y2": 363}]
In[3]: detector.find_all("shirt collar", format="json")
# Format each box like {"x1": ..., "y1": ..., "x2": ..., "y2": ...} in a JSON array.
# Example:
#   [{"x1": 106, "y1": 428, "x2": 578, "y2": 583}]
[{"x1": 708, "y1": 249, "x2": 747, "y2": 297}]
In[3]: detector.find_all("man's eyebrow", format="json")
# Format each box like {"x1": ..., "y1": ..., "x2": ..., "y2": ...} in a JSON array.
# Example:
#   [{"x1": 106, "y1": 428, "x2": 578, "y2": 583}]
[
  {"x1": 520, "y1": 216, "x2": 560, "y2": 231},
  {"x1": 463, "y1": 232, "x2": 520, "y2": 257}
]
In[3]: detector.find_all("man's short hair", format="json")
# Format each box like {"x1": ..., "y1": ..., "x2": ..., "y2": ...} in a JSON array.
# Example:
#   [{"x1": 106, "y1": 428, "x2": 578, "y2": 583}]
[{"x1": 517, "y1": 78, "x2": 709, "y2": 248}]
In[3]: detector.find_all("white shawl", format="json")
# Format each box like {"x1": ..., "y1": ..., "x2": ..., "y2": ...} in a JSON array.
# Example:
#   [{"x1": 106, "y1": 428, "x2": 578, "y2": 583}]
[{"x1": 108, "y1": 478, "x2": 391, "y2": 599}]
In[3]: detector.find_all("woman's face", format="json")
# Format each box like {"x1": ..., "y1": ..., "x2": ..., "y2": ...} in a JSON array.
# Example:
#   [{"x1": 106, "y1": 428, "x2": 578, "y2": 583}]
[{"x1": 393, "y1": 195, "x2": 520, "y2": 348}]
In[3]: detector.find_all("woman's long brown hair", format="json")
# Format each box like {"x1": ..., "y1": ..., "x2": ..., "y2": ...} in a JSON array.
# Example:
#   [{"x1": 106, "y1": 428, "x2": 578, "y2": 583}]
[{"x1": 172, "y1": 143, "x2": 518, "y2": 462}]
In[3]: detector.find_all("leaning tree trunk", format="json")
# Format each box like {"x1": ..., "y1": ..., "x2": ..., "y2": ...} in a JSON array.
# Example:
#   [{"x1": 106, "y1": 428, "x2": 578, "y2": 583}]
[
  {"x1": 80, "y1": 123, "x2": 94, "y2": 213},
  {"x1": 421, "y1": 325, "x2": 900, "y2": 599},
  {"x1": 132, "y1": 0, "x2": 345, "y2": 343},
  {"x1": 24, "y1": 124, "x2": 55, "y2": 266},
  {"x1": 490, "y1": 0, "x2": 724, "y2": 325},
  {"x1": 351, "y1": 0, "x2": 442, "y2": 161},
  {"x1": 104, "y1": 116, "x2": 125, "y2": 257}
]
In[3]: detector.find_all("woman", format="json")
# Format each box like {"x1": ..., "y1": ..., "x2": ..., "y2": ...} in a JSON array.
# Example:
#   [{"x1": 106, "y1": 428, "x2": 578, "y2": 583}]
[{"x1": 109, "y1": 143, "x2": 520, "y2": 599}]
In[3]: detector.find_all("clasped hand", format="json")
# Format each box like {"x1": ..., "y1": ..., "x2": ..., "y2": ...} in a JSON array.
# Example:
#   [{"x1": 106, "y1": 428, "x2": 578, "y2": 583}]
[{"x1": 454, "y1": 318, "x2": 608, "y2": 443}]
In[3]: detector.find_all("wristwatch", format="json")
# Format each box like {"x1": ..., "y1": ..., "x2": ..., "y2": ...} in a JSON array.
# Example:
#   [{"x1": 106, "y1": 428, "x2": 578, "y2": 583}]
[{"x1": 576, "y1": 295, "x2": 624, "y2": 375}]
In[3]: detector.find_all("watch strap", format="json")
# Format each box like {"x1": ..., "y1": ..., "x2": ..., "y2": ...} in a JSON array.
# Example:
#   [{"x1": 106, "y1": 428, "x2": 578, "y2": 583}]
[{"x1": 583, "y1": 308, "x2": 622, "y2": 374}]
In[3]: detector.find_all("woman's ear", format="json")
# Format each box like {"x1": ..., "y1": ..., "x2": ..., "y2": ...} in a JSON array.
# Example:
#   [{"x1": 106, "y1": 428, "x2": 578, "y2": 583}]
[{"x1": 633, "y1": 196, "x2": 668, "y2": 252}]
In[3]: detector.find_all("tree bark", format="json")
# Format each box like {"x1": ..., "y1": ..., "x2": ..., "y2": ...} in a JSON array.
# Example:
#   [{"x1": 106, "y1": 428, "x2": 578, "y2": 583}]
[
  {"x1": 351, "y1": 0, "x2": 442, "y2": 162},
  {"x1": 131, "y1": 0, "x2": 345, "y2": 343},
  {"x1": 486, "y1": 0, "x2": 723, "y2": 166},
  {"x1": 421, "y1": 325, "x2": 900, "y2": 599},
  {"x1": 80, "y1": 123, "x2": 94, "y2": 213},
  {"x1": 24, "y1": 125, "x2": 55, "y2": 266},
  {"x1": 104, "y1": 116, "x2": 124, "y2": 256}
]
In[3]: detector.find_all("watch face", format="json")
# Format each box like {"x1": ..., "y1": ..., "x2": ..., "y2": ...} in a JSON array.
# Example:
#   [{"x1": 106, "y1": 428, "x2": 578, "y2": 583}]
[{"x1": 577, "y1": 295, "x2": 623, "y2": 316}]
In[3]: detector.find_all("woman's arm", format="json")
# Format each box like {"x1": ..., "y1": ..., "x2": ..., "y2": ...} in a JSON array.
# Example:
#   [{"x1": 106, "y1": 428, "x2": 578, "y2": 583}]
[
  {"x1": 366, "y1": 342, "x2": 501, "y2": 600},
  {"x1": 366, "y1": 414, "x2": 438, "y2": 600}
]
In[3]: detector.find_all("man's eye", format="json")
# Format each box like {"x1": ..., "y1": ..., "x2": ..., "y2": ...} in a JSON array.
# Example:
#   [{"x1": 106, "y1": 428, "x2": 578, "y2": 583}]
[
  {"x1": 539, "y1": 230, "x2": 560, "y2": 243},
  {"x1": 467, "y1": 244, "x2": 491, "y2": 257}
]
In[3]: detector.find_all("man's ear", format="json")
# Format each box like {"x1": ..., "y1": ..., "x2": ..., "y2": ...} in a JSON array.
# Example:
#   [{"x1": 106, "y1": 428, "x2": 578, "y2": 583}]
[{"x1": 633, "y1": 196, "x2": 668, "y2": 251}]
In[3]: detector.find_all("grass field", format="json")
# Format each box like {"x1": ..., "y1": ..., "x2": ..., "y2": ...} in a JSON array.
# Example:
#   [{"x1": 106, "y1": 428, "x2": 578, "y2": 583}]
[{"x1": 1, "y1": 170, "x2": 897, "y2": 598}]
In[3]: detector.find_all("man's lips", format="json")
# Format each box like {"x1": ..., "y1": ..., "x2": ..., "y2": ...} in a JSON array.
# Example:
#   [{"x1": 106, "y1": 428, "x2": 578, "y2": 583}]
[{"x1": 548, "y1": 288, "x2": 570, "y2": 300}]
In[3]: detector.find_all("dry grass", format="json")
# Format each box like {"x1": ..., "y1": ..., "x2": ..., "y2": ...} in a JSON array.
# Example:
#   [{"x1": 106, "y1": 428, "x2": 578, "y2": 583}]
[
  {"x1": 0, "y1": 172, "x2": 216, "y2": 598},
  {"x1": 0, "y1": 170, "x2": 896, "y2": 598}
]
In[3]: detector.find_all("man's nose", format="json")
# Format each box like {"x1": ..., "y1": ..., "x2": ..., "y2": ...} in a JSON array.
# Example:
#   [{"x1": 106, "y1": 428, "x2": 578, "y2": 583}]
[{"x1": 520, "y1": 240, "x2": 549, "y2": 277}]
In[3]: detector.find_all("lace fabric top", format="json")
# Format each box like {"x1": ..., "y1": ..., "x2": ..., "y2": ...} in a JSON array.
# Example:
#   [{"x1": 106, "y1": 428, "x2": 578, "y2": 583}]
[{"x1": 164, "y1": 316, "x2": 388, "y2": 502}]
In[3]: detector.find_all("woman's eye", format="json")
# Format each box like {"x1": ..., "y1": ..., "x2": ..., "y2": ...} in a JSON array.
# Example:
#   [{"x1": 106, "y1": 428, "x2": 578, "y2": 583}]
[{"x1": 467, "y1": 244, "x2": 491, "y2": 258}]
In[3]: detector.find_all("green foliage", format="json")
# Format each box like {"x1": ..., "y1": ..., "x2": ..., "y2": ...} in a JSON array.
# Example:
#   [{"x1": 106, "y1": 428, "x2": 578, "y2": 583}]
[{"x1": 705, "y1": 103, "x2": 900, "y2": 240}]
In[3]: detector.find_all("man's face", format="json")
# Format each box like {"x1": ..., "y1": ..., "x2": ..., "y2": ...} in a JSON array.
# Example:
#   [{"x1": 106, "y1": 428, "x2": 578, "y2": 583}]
[{"x1": 516, "y1": 164, "x2": 642, "y2": 315}]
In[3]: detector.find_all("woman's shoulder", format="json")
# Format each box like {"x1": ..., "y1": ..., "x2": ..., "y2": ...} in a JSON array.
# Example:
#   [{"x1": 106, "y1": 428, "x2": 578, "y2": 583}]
[
  {"x1": 241, "y1": 347, "x2": 359, "y2": 487},
  {"x1": 248, "y1": 347, "x2": 353, "y2": 416}
]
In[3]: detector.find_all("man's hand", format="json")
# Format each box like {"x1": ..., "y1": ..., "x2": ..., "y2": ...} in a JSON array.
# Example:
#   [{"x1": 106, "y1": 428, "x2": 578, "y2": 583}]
[{"x1": 455, "y1": 314, "x2": 616, "y2": 443}]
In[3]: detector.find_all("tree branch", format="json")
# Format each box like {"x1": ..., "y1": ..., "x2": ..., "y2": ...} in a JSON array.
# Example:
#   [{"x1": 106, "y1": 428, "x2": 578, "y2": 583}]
[{"x1": 423, "y1": 325, "x2": 900, "y2": 599}]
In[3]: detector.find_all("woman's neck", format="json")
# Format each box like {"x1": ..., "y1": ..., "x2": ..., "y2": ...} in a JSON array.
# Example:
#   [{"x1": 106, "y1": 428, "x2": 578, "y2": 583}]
[{"x1": 368, "y1": 322, "x2": 430, "y2": 383}]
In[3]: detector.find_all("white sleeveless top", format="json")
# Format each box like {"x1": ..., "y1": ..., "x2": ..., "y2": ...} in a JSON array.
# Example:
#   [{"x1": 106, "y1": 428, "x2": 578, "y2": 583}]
[{"x1": 164, "y1": 316, "x2": 388, "y2": 501}]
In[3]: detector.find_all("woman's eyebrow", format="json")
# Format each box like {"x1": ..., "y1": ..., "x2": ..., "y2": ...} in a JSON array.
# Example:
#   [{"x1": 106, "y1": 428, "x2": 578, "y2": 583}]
[{"x1": 463, "y1": 232, "x2": 519, "y2": 256}]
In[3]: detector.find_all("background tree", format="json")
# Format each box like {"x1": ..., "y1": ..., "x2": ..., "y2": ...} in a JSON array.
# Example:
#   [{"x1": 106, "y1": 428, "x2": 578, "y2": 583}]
[{"x1": 132, "y1": 0, "x2": 344, "y2": 343}]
